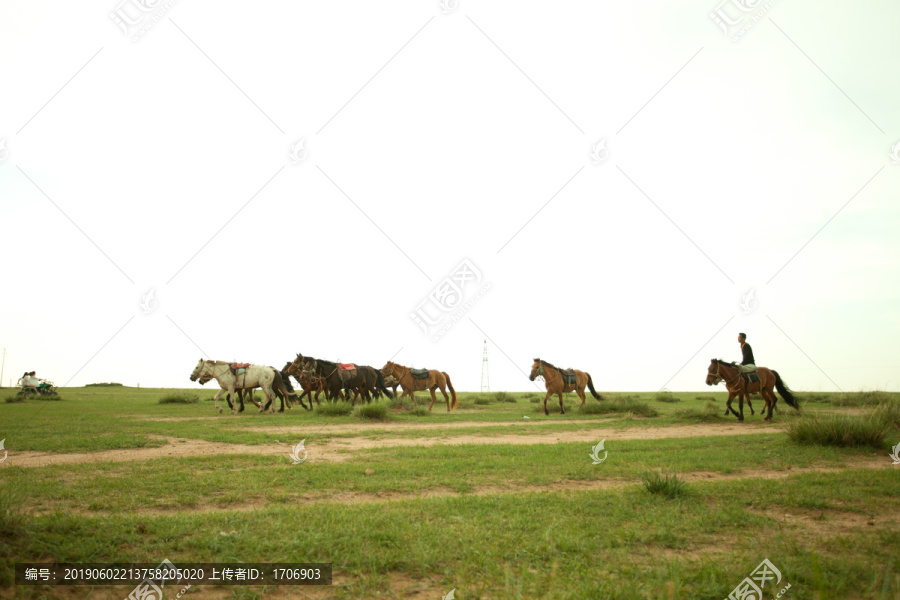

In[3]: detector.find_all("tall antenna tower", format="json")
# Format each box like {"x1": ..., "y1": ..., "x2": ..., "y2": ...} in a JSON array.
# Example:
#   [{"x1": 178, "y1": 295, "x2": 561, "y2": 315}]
[{"x1": 480, "y1": 340, "x2": 490, "y2": 392}]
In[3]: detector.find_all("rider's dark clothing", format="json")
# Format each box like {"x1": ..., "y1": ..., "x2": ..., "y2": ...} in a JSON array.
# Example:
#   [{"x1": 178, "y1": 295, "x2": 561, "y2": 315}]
[{"x1": 741, "y1": 343, "x2": 755, "y2": 366}]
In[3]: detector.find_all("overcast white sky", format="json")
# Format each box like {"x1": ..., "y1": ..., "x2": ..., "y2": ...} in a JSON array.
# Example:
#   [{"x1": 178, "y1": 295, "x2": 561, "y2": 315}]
[{"x1": 1, "y1": 0, "x2": 898, "y2": 393}]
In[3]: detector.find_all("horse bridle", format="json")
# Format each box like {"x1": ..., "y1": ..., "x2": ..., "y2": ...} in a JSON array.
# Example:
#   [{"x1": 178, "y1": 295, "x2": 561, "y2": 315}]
[
  {"x1": 710, "y1": 361, "x2": 741, "y2": 387},
  {"x1": 532, "y1": 362, "x2": 561, "y2": 384}
]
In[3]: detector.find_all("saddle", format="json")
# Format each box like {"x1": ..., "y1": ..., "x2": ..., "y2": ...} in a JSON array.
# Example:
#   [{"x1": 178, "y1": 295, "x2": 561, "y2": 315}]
[
  {"x1": 409, "y1": 368, "x2": 430, "y2": 379},
  {"x1": 338, "y1": 363, "x2": 356, "y2": 371},
  {"x1": 561, "y1": 368, "x2": 577, "y2": 386},
  {"x1": 230, "y1": 362, "x2": 250, "y2": 376},
  {"x1": 742, "y1": 372, "x2": 759, "y2": 384}
]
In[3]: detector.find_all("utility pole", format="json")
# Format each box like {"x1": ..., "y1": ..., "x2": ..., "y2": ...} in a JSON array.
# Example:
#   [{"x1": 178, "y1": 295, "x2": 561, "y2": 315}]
[{"x1": 480, "y1": 340, "x2": 490, "y2": 393}]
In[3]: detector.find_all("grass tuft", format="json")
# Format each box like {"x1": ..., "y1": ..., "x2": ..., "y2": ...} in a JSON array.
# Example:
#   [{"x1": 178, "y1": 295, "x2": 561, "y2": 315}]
[
  {"x1": 158, "y1": 392, "x2": 199, "y2": 404},
  {"x1": 674, "y1": 401, "x2": 722, "y2": 422},
  {"x1": 831, "y1": 390, "x2": 891, "y2": 407},
  {"x1": 316, "y1": 402, "x2": 353, "y2": 417},
  {"x1": 4, "y1": 395, "x2": 24, "y2": 403},
  {"x1": 354, "y1": 403, "x2": 391, "y2": 420},
  {"x1": 641, "y1": 470, "x2": 687, "y2": 499},
  {"x1": 493, "y1": 391, "x2": 515, "y2": 403},
  {"x1": 787, "y1": 411, "x2": 889, "y2": 447},
  {"x1": 654, "y1": 391, "x2": 680, "y2": 403},
  {"x1": 410, "y1": 406, "x2": 431, "y2": 417}
]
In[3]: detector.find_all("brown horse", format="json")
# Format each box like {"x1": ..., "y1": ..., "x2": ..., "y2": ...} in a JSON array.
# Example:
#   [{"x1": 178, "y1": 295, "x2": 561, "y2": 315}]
[
  {"x1": 706, "y1": 359, "x2": 799, "y2": 421},
  {"x1": 528, "y1": 358, "x2": 603, "y2": 415},
  {"x1": 381, "y1": 361, "x2": 457, "y2": 412}
]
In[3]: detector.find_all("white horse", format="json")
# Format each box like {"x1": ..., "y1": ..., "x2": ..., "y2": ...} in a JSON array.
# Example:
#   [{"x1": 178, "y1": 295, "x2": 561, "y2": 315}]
[{"x1": 189, "y1": 359, "x2": 298, "y2": 414}]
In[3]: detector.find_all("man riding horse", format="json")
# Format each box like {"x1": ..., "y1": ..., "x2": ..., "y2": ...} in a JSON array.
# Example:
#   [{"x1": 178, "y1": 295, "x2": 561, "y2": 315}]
[{"x1": 738, "y1": 332, "x2": 756, "y2": 379}]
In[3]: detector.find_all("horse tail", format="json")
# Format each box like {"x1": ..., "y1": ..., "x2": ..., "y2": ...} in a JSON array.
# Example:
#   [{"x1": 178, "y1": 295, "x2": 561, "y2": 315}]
[
  {"x1": 271, "y1": 369, "x2": 298, "y2": 397},
  {"x1": 586, "y1": 373, "x2": 604, "y2": 401},
  {"x1": 772, "y1": 370, "x2": 799, "y2": 410},
  {"x1": 443, "y1": 372, "x2": 458, "y2": 409},
  {"x1": 376, "y1": 370, "x2": 394, "y2": 399}
]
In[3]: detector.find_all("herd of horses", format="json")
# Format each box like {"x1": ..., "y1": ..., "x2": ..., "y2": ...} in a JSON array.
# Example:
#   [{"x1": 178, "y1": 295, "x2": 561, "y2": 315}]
[
  {"x1": 188, "y1": 354, "x2": 799, "y2": 422},
  {"x1": 188, "y1": 354, "x2": 457, "y2": 415}
]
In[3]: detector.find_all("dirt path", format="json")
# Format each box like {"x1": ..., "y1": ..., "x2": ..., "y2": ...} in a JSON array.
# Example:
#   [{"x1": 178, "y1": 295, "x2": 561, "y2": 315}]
[
  {"x1": 4, "y1": 422, "x2": 783, "y2": 468},
  {"x1": 25, "y1": 456, "x2": 894, "y2": 518}
]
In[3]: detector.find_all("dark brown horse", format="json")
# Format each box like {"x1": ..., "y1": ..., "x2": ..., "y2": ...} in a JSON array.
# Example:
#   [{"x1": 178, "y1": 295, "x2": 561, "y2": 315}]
[
  {"x1": 381, "y1": 361, "x2": 457, "y2": 412},
  {"x1": 706, "y1": 359, "x2": 798, "y2": 421},
  {"x1": 528, "y1": 358, "x2": 603, "y2": 415},
  {"x1": 288, "y1": 354, "x2": 393, "y2": 405}
]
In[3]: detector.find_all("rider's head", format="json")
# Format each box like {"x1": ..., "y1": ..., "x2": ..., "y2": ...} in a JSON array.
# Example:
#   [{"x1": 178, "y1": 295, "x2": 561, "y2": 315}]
[{"x1": 738, "y1": 332, "x2": 746, "y2": 344}]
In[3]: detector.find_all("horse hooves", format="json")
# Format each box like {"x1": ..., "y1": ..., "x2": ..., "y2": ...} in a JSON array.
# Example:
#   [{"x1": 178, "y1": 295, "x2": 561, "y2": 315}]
[
  {"x1": 737, "y1": 418, "x2": 744, "y2": 422},
  {"x1": 545, "y1": 410, "x2": 550, "y2": 416},
  {"x1": 560, "y1": 410, "x2": 566, "y2": 414}
]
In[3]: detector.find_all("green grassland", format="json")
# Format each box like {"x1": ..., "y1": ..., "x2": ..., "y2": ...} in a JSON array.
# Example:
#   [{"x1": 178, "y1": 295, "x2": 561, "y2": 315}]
[{"x1": 1, "y1": 386, "x2": 898, "y2": 598}]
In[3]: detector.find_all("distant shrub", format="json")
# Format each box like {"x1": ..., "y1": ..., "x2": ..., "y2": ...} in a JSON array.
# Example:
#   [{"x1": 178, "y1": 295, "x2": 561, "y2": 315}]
[
  {"x1": 654, "y1": 391, "x2": 681, "y2": 403},
  {"x1": 474, "y1": 396, "x2": 492, "y2": 405},
  {"x1": 832, "y1": 390, "x2": 891, "y2": 407},
  {"x1": 577, "y1": 395, "x2": 658, "y2": 417},
  {"x1": 410, "y1": 406, "x2": 431, "y2": 417},
  {"x1": 873, "y1": 400, "x2": 900, "y2": 429},
  {"x1": 803, "y1": 393, "x2": 829, "y2": 403},
  {"x1": 354, "y1": 403, "x2": 390, "y2": 420},
  {"x1": 317, "y1": 403, "x2": 353, "y2": 417},
  {"x1": 389, "y1": 397, "x2": 415, "y2": 411},
  {"x1": 787, "y1": 413, "x2": 889, "y2": 448},
  {"x1": 642, "y1": 471, "x2": 687, "y2": 499},
  {"x1": 493, "y1": 391, "x2": 514, "y2": 403},
  {"x1": 85, "y1": 382, "x2": 123, "y2": 387},
  {"x1": 4, "y1": 395, "x2": 24, "y2": 403},
  {"x1": 674, "y1": 401, "x2": 722, "y2": 422},
  {"x1": 694, "y1": 396, "x2": 717, "y2": 402},
  {"x1": 158, "y1": 392, "x2": 199, "y2": 404}
]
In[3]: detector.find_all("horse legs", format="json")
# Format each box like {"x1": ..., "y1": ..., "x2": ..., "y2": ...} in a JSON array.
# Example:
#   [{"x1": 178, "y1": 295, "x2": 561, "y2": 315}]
[
  {"x1": 543, "y1": 391, "x2": 553, "y2": 416},
  {"x1": 213, "y1": 388, "x2": 227, "y2": 414},
  {"x1": 428, "y1": 387, "x2": 439, "y2": 411},
  {"x1": 437, "y1": 384, "x2": 450, "y2": 412},
  {"x1": 725, "y1": 391, "x2": 742, "y2": 421},
  {"x1": 763, "y1": 388, "x2": 777, "y2": 421},
  {"x1": 558, "y1": 392, "x2": 565, "y2": 414},
  {"x1": 575, "y1": 387, "x2": 587, "y2": 408}
]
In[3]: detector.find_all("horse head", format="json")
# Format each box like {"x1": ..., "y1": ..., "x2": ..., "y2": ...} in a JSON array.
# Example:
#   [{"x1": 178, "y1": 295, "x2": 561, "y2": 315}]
[
  {"x1": 381, "y1": 361, "x2": 396, "y2": 376},
  {"x1": 189, "y1": 358, "x2": 207, "y2": 382},
  {"x1": 529, "y1": 358, "x2": 542, "y2": 381},
  {"x1": 706, "y1": 359, "x2": 728, "y2": 386}
]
